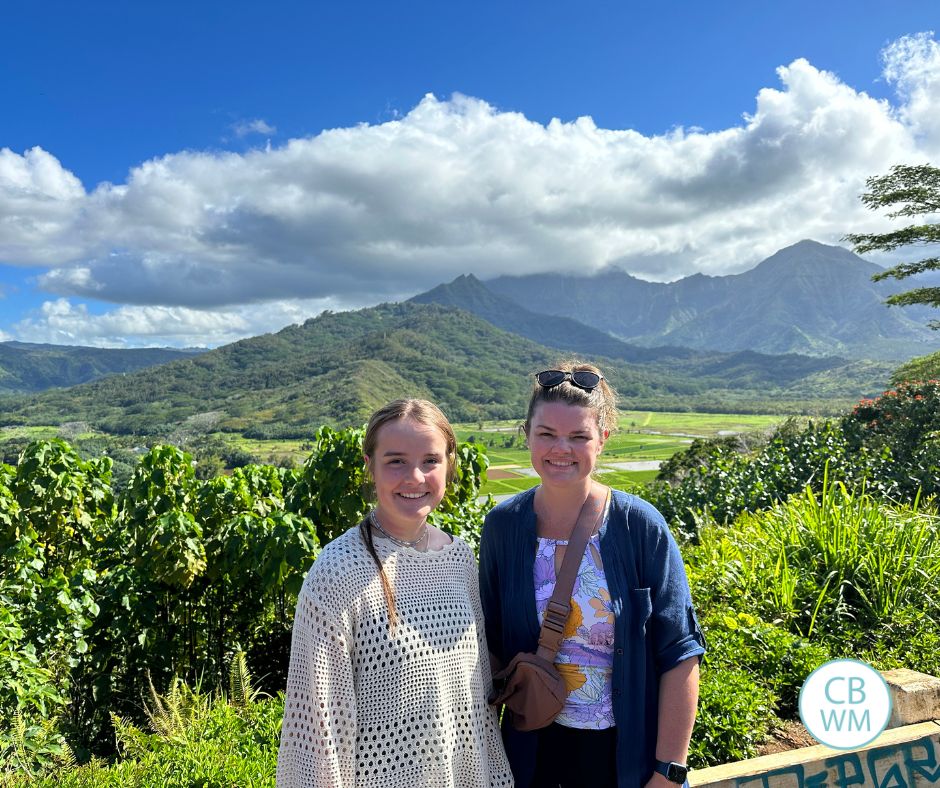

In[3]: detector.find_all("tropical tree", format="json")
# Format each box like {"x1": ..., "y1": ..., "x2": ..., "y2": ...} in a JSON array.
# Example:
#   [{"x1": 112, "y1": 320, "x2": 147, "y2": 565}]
[{"x1": 844, "y1": 163, "x2": 940, "y2": 326}]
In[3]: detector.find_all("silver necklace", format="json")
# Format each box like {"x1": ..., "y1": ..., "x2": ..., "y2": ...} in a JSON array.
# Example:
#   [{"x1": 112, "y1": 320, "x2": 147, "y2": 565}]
[{"x1": 370, "y1": 510, "x2": 428, "y2": 550}]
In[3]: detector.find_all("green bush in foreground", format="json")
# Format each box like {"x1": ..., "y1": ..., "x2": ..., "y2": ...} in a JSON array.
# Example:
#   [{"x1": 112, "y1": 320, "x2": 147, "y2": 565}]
[
  {"x1": 6, "y1": 656, "x2": 282, "y2": 787},
  {"x1": 685, "y1": 476, "x2": 940, "y2": 764},
  {"x1": 8, "y1": 697, "x2": 282, "y2": 788},
  {"x1": 688, "y1": 608, "x2": 830, "y2": 767},
  {"x1": 844, "y1": 379, "x2": 940, "y2": 499},
  {"x1": 654, "y1": 381, "x2": 940, "y2": 537},
  {"x1": 691, "y1": 665, "x2": 776, "y2": 768},
  {"x1": 650, "y1": 419, "x2": 890, "y2": 535}
]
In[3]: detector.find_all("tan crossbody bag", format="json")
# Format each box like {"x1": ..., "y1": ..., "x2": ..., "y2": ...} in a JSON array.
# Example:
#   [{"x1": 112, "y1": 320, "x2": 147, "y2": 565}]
[{"x1": 488, "y1": 486, "x2": 610, "y2": 731}]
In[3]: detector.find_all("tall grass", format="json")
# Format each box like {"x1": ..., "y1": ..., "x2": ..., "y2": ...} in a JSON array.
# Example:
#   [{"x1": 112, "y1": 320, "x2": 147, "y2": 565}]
[{"x1": 692, "y1": 473, "x2": 940, "y2": 641}]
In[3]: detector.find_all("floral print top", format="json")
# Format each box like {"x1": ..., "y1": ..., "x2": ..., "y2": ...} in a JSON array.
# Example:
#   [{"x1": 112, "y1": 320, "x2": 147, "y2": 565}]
[{"x1": 534, "y1": 518, "x2": 615, "y2": 729}]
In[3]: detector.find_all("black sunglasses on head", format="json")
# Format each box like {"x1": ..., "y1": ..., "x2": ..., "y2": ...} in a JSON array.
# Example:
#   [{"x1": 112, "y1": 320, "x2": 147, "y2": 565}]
[{"x1": 536, "y1": 369, "x2": 604, "y2": 391}]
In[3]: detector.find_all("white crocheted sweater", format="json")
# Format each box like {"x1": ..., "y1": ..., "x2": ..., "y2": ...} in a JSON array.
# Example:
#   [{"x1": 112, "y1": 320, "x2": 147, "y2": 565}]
[{"x1": 277, "y1": 525, "x2": 513, "y2": 788}]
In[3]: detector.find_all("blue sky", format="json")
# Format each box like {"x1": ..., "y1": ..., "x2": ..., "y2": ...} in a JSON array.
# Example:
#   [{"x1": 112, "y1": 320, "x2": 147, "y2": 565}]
[{"x1": 2, "y1": 1, "x2": 939, "y2": 347}]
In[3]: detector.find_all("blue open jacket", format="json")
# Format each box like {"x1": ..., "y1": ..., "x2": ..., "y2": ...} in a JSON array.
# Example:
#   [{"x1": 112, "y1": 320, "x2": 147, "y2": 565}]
[{"x1": 479, "y1": 488, "x2": 706, "y2": 788}]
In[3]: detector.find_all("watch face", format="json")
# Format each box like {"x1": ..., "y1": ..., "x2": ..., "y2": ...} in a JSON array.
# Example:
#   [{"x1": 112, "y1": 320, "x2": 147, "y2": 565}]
[{"x1": 666, "y1": 763, "x2": 688, "y2": 783}]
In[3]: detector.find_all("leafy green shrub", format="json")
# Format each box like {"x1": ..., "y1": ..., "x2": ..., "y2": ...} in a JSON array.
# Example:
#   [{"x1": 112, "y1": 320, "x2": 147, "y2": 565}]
[
  {"x1": 650, "y1": 420, "x2": 890, "y2": 535},
  {"x1": 0, "y1": 710, "x2": 75, "y2": 782},
  {"x1": 0, "y1": 442, "x2": 114, "y2": 760},
  {"x1": 288, "y1": 424, "x2": 491, "y2": 549},
  {"x1": 843, "y1": 379, "x2": 940, "y2": 499},
  {"x1": 687, "y1": 586, "x2": 829, "y2": 766},
  {"x1": 698, "y1": 610, "x2": 829, "y2": 719},
  {"x1": 737, "y1": 480, "x2": 939, "y2": 641},
  {"x1": 683, "y1": 476, "x2": 940, "y2": 765},
  {"x1": 655, "y1": 383, "x2": 940, "y2": 537},
  {"x1": 287, "y1": 424, "x2": 368, "y2": 545},
  {"x1": 855, "y1": 606, "x2": 940, "y2": 678},
  {"x1": 0, "y1": 599, "x2": 68, "y2": 721},
  {"x1": 8, "y1": 658, "x2": 282, "y2": 788},
  {"x1": 77, "y1": 450, "x2": 319, "y2": 753},
  {"x1": 691, "y1": 665, "x2": 777, "y2": 767},
  {"x1": 0, "y1": 473, "x2": 62, "y2": 728}
]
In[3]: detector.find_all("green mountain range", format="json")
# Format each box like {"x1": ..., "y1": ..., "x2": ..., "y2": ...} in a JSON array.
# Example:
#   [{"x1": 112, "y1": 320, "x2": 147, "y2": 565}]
[
  {"x1": 487, "y1": 240, "x2": 940, "y2": 360},
  {"x1": 409, "y1": 270, "x2": 890, "y2": 392},
  {"x1": 0, "y1": 342, "x2": 200, "y2": 394},
  {"x1": 0, "y1": 301, "x2": 891, "y2": 437}
]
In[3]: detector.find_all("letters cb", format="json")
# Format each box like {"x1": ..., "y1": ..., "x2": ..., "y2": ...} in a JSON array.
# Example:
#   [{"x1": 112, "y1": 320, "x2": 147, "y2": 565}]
[{"x1": 799, "y1": 659, "x2": 891, "y2": 749}]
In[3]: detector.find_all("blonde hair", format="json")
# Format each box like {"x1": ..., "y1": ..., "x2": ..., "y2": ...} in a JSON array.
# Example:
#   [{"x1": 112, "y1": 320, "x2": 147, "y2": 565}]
[
  {"x1": 362, "y1": 399, "x2": 457, "y2": 484},
  {"x1": 359, "y1": 399, "x2": 456, "y2": 630},
  {"x1": 524, "y1": 360, "x2": 618, "y2": 437}
]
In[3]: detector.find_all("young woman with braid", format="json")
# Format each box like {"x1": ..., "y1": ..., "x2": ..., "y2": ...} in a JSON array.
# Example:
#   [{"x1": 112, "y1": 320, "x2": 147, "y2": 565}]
[
  {"x1": 480, "y1": 362, "x2": 705, "y2": 788},
  {"x1": 277, "y1": 399, "x2": 512, "y2": 788}
]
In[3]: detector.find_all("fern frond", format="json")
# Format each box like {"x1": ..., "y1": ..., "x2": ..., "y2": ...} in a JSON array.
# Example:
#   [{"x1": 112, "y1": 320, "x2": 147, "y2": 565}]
[
  {"x1": 111, "y1": 712, "x2": 151, "y2": 759},
  {"x1": 10, "y1": 709, "x2": 27, "y2": 771},
  {"x1": 229, "y1": 650, "x2": 266, "y2": 707},
  {"x1": 1, "y1": 711, "x2": 76, "y2": 777},
  {"x1": 143, "y1": 673, "x2": 177, "y2": 738},
  {"x1": 142, "y1": 673, "x2": 211, "y2": 742},
  {"x1": 143, "y1": 674, "x2": 189, "y2": 740},
  {"x1": 39, "y1": 718, "x2": 76, "y2": 769}
]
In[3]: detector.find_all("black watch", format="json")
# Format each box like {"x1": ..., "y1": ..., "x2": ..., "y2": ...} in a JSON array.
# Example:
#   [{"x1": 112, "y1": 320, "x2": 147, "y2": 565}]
[{"x1": 654, "y1": 760, "x2": 688, "y2": 784}]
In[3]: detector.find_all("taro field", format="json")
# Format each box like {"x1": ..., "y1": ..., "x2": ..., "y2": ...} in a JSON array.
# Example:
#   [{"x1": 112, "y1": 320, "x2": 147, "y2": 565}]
[{"x1": 455, "y1": 410, "x2": 788, "y2": 497}]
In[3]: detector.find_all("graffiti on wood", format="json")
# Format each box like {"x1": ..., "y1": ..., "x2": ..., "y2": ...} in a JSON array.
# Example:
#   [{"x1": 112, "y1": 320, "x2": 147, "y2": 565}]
[{"x1": 735, "y1": 735, "x2": 940, "y2": 788}]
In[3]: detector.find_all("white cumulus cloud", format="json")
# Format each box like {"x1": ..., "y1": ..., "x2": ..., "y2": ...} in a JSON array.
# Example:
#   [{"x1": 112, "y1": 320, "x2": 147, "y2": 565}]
[
  {"x1": 882, "y1": 31, "x2": 940, "y2": 152},
  {"x1": 2, "y1": 33, "x2": 939, "y2": 347},
  {"x1": 0, "y1": 147, "x2": 87, "y2": 264},
  {"x1": 12, "y1": 296, "x2": 357, "y2": 348}
]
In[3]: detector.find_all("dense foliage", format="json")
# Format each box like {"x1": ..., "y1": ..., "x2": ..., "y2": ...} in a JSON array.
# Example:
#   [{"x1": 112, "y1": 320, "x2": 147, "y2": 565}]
[
  {"x1": 650, "y1": 380, "x2": 940, "y2": 534},
  {"x1": 6, "y1": 654, "x2": 282, "y2": 788},
  {"x1": 843, "y1": 378, "x2": 940, "y2": 499},
  {"x1": 652, "y1": 379, "x2": 940, "y2": 765},
  {"x1": 687, "y1": 478, "x2": 940, "y2": 765}
]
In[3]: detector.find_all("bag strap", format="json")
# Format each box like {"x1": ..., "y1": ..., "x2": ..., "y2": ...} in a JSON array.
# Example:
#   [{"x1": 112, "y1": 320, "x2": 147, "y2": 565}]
[{"x1": 535, "y1": 484, "x2": 610, "y2": 662}]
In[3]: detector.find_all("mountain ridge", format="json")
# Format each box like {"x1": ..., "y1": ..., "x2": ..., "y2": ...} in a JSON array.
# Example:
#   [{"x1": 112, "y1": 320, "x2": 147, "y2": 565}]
[
  {"x1": 1, "y1": 240, "x2": 917, "y2": 435},
  {"x1": 0, "y1": 341, "x2": 203, "y2": 394},
  {"x1": 0, "y1": 301, "x2": 891, "y2": 436},
  {"x1": 485, "y1": 240, "x2": 940, "y2": 360}
]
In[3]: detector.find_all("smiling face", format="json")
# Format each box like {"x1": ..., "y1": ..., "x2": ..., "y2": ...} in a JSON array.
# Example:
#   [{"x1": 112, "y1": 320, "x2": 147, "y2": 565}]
[
  {"x1": 364, "y1": 416, "x2": 449, "y2": 536},
  {"x1": 527, "y1": 401, "x2": 607, "y2": 490}
]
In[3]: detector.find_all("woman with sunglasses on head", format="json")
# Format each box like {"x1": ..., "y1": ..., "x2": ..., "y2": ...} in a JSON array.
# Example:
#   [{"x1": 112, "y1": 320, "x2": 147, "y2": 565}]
[
  {"x1": 278, "y1": 399, "x2": 512, "y2": 788},
  {"x1": 480, "y1": 362, "x2": 705, "y2": 788}
]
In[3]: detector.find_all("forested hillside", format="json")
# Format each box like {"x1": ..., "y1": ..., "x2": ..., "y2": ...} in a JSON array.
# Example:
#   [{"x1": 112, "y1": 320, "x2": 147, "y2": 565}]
[
  {"x1": 0, "y1": 342, "x2": 200, "y2": 393},
  {"x1": 0, "y1": 303, "x2": 892, "y2": 438}
]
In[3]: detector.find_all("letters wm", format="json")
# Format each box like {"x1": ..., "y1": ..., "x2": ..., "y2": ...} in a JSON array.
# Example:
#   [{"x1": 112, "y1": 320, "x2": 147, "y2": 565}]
[{"x1": 800, "y1": 660, "x2": 891, "y2": 749}]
